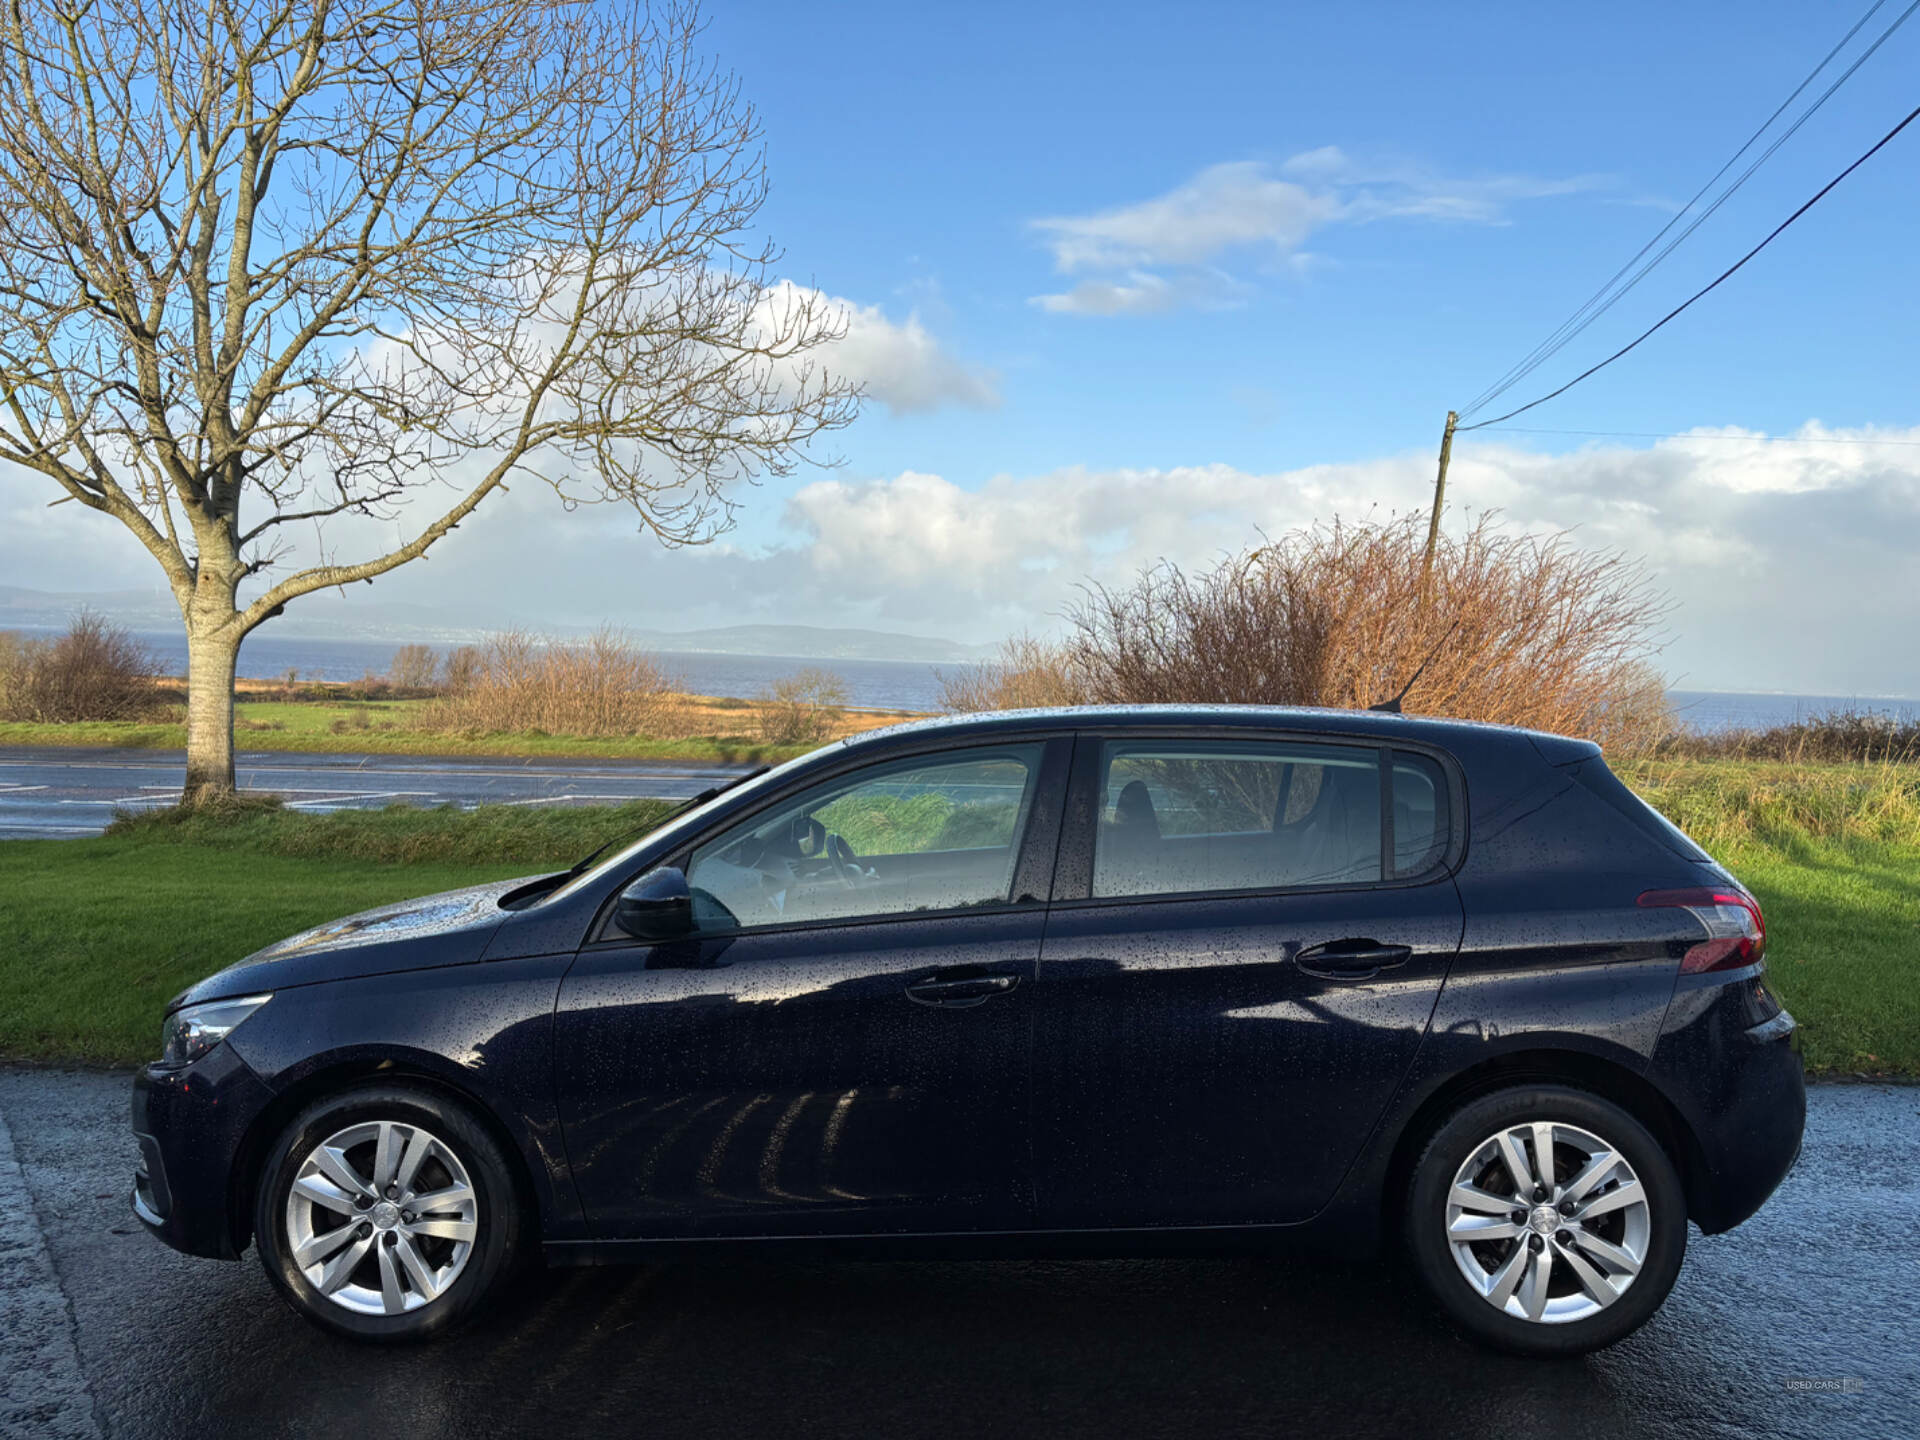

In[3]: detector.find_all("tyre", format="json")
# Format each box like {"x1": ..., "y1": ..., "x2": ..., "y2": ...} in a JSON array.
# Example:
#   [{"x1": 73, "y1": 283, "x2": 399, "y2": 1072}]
[
  {"x1": 253, "y1": 1084, "x2": 523, "y2": 1342},
  {"x1": 1404, "y1": 1084, "x2": 1687, "y2": 1357}
]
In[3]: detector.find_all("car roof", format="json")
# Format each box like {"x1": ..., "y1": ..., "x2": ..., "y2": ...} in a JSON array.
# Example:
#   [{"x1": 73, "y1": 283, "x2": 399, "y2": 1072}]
[{"x1": 839, "y1": 704, "x2": 1591, "y2": 758}]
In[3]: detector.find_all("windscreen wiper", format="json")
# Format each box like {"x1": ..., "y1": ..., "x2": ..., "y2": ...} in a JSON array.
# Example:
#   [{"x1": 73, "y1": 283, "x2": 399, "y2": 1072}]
[{"x1": 565, "y1": 765, "x2": 771, "y2": 877}]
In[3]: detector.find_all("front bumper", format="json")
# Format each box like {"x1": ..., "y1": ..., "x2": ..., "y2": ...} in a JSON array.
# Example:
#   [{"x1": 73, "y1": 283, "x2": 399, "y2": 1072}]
[
  {"x1": 1649, "y1": 966, "x2": 1806, "y2": 1235},
  {"x1": 130, "y1": 1041, "x2": 276, "y2": 1260}
]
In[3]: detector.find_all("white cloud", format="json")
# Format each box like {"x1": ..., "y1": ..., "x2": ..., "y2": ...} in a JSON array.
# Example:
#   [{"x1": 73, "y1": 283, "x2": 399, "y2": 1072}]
[
  {"x1": 730, "y1": 424, "x2": 1920, "y2": 692},
  {"x1": 8, "y1": 424, "x2": 1919, "y2": 696},
  {"x1": 760, "y1": 281, "x2": 997, "y2": 413},
  {"x1": 1030, "y1": 150, "x2": 1607, "y2": 315},
  {"x1": 1028, "y1": 270, "x2": 1249, "y2": 317},
  {"x1": 1032, "y1": 162, "x2": 1337, "y2": 273}
]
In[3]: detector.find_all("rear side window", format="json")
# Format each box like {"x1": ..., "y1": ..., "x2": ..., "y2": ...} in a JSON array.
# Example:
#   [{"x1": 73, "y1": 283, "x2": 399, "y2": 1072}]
[
  {"x1": 1565, "y1": 757, "x2": 1709, "y2": 861},
  {"x1": 1092, "y1": 740, "x2": 1383, "y2": 898},
  {"x1": 1391, "y1": 751, "x2": 1450, "y2": 878}
]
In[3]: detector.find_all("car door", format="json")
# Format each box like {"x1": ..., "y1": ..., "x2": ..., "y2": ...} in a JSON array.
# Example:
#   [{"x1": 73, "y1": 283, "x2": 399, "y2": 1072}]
[
  {"x1": 1031, "y1": 731, "x2": 1465, "y2": 1229},
  {"x1": 554, "y1": 736, "x2": 1069, "y2": 1240}
]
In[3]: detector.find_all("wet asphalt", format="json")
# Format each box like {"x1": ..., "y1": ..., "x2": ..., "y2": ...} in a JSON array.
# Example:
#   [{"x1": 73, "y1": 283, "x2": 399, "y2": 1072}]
[
  {"x1": 0, "y1": 1068, "x2": 1912, "y2": 1440},
  {"x1": 0, "y1": 748, "x2": 752, "y2": 839}
]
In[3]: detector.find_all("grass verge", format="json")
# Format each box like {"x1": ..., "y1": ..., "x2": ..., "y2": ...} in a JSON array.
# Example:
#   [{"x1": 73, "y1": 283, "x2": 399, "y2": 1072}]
[
  {"x1": 0, "y1": 800, "x2": 674, "y2": 1065},
  {"x1": 1, "y1": 761, "x2": 1913, "y2": 1074}
]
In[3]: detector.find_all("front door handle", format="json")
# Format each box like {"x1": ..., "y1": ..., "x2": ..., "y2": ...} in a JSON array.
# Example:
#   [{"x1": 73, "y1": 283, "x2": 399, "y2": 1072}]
[
  {"x1": 1296, "y1": 939, "x2": 1414, "y2": 980},
  {"x1": 904, "y1": 972, "x2": 1020, "y2": 1008}
]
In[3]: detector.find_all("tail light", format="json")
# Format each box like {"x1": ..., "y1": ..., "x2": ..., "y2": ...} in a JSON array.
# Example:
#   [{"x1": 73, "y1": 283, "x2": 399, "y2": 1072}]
[{"x1": 1637, "y1": 887, "x2": 1766, "y2": 974}]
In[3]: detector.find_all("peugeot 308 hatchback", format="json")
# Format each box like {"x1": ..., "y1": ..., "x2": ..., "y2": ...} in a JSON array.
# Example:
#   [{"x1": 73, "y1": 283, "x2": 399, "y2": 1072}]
[{"x1": 132, "y1": 707, "x2": 1804, "y2": 1355}]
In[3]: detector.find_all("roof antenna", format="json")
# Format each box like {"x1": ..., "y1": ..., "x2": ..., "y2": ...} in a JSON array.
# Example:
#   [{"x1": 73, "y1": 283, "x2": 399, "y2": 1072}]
[{"x1": 1370, "y1": 621, "x2": 1460, "y2": 714}]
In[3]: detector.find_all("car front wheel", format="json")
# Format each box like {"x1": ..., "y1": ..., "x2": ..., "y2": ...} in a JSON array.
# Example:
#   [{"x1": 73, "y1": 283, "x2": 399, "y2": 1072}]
[
  {"x1": 254, "y1": 1084, "x2": 522, "y2": 1342},
  {"x1": 1405, "y1": 1084, "x2": 1687, "y2": 1356}
]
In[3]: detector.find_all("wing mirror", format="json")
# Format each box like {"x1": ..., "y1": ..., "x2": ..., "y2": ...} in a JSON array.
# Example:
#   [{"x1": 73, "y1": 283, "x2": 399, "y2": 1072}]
[
  {"x1": 789, "y1": 813, "x2": 826, "y2": 857},
  {"x1": 611, "y1": 864, "x2": 694, "y2": 941}
]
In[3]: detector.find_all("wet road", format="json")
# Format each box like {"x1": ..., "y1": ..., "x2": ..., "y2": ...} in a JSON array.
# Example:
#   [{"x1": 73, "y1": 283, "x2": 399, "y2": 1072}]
[
  {"x1": 0, "y1": 748, "x2": 753, "y2": 839},
  {"x1": 0, "y1": 1071, "x2": 1912, "y2": 1440}
]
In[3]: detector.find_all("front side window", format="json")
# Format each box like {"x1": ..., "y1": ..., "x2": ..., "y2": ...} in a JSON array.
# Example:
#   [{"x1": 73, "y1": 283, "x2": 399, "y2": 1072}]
[
  {"x1": 684, "y1": 745, "x2": 1045, "y2": 930},
  {"x1": 1092, "y1": 740, "x2": 1383, "y2": 898}
]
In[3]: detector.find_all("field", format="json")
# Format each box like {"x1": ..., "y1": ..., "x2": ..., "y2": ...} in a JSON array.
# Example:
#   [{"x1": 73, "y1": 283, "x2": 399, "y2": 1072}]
[
  {"x1": 0, "y1": 758, "x2": 1913, "y2": 1075},
  {"x1": 0, "y1": 692, "x2": 913, "y2": 764}
]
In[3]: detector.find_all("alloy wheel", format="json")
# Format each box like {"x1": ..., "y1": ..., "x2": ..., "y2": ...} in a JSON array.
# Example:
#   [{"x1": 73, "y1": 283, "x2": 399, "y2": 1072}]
[
  {"x1": 1444, "y1": 1120, "x2": 1651, "y2": 1324},
  {"x1": 283, "y1": 1120, "x2": 480, "y2": 1316}
]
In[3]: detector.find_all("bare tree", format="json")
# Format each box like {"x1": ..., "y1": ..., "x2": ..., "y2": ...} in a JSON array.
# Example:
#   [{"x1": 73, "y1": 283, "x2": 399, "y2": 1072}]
[
  {"x1": 383, "y1": 643, "x2": 439, "y2": 691},
  {"x1": 0, "y1": 0, "x2": 859, "y2": 798}
]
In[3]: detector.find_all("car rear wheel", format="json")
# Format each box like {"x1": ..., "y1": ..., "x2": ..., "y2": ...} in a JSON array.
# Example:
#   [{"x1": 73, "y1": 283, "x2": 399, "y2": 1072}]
[
  {"x1": 254, "y1": 1084, "x2": 522, "y2": 1342},
  {"x1": 1405, "y1": 1085, "x2": 1687, "y2": 1356}
]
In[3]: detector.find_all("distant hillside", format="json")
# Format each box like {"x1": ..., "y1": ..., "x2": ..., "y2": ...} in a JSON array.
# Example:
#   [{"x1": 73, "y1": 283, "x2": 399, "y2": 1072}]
[
  {"x1": 0, "y1": 584, "x2": 180, "y2": 628},
  {"x1": 0, "y1": 586, "x2": 996, "y2": 664},
  {"x1": 623, "y1": 624, "x2": 994, "y2": 662}
]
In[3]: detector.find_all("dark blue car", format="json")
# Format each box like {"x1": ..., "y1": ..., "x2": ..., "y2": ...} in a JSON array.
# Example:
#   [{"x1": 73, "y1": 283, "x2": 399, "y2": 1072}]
[{"x1": 132, "y1": 706, "x2": 1804, "y2": 1355}]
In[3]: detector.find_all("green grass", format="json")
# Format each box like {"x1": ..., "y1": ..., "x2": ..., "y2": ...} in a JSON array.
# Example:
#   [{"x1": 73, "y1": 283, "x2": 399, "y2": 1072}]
[
  {"x1": 1713, "y1": 835, "x2": 1920, "y2": 1076},
  {"x1": 1617, "y1": 757, "x2": 1920, "y2": 1076},
  {"x1": 0, "y1": 698, "x2": 809, "y2": 765},
  {"x1": 0, "y1": 843, "x2": 519, "y2": 1065},
  {"x1": 0, "y1": 800, "x2": 675, "y2": 1065},
  {"x1": 105, "y1": 794, "x2": 676, "y2": 866},
  {"x1": 1, "y1": 760, "x2": 1915, "y2": 1074}
]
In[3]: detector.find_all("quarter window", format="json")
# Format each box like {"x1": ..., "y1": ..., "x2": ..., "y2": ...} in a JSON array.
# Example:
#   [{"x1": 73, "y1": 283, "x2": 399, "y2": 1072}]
[
  {"x1": 1091, "y1": 740, "x2": 1384, "y2": 898},
  {"x1": 684, "y1": 745, "x2": 1045, "y2": 930},
  {"x1": 1391, "y1": 751, "x2": 1450, "y2": 877}
]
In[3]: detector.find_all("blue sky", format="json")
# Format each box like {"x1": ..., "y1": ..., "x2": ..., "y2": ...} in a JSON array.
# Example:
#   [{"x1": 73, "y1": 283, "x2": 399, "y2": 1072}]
[
  {"x1": 714, "y1": 0, "x2": 1918, "y2": 481},
  {"x1": 8, "y1": 0, "x2": 1920, "y2": 694}
]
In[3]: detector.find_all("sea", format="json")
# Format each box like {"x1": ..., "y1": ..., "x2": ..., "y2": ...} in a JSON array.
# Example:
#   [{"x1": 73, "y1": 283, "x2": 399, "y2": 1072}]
[{"x1": 18, "y1": 627, "x2": 1920, "y2": 734}]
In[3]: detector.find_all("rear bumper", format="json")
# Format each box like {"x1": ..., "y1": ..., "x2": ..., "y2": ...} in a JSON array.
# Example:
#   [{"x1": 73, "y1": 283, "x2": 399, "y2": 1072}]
[
  {"x1": 1649, "y1": 967, "x2": 1806, "y2": 1235},
  {"x1": 130, "y1": 1042, "x2": 276, "y2": 1260}
]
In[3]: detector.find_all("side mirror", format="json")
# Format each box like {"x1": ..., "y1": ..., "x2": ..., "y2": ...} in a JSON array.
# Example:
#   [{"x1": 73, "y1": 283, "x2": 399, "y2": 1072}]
[{"x1": 612, "y1": 865, "x2": 694, "y2": 941}]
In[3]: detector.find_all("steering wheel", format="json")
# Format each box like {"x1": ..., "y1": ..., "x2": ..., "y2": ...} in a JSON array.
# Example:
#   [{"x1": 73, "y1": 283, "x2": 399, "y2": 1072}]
[{"x1": 825, "y1": 832, "x2": 865, "y2": 890}]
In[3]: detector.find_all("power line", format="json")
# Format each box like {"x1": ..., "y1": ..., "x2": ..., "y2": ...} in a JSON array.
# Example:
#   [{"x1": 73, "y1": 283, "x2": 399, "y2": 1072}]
[
  {"x1": 1457, "y1": 99, "x2": 1920, "y2": 434},
  {"x1": 1458, "y1": 0, "x2": 1917, "y2": 422},
  {"x1": 1468, "y1": 426, "x2": 1920, "y2": 447}
]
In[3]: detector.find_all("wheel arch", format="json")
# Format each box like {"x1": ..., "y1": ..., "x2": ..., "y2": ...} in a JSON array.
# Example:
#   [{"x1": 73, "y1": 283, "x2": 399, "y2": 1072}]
[
  {"x1": 227, "y1": 1053, "x2": 545, "y2": 1258},
  {"x1": 1378, "y1": 1047, "x2": 1712, "y2": 1247}
]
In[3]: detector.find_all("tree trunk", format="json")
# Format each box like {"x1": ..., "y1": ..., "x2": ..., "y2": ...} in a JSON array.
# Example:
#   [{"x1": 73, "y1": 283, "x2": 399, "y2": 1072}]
[{"x1": 182, "y1": 622, "x2": 241, "y2": 803}]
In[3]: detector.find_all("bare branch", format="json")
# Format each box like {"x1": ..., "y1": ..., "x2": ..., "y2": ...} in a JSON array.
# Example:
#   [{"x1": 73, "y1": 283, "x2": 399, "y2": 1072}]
[{"x1": 0, "y1": 0, "x2": 860, "y2": 791}]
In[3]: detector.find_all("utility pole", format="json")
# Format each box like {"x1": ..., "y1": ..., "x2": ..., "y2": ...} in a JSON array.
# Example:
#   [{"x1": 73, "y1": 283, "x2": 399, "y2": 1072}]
[{"x1": 1421, "y1": 409, "x2": 1457, "y2": 591}]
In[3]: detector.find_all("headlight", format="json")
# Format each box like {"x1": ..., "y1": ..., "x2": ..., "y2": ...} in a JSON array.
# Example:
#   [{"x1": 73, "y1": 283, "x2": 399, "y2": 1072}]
[{"x1": 158, "y1": 994, "x2": 272, "y2": 1069}]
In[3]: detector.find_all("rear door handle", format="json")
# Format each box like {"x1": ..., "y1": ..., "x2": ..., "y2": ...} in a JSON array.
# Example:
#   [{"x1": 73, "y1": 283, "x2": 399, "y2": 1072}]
[
  {"x1": 1296, "y1": 939, "x2": 1414, "y2": 980},
  {"x1": 904, "y1": 972, "x2": 1020, "y2": 1008}
]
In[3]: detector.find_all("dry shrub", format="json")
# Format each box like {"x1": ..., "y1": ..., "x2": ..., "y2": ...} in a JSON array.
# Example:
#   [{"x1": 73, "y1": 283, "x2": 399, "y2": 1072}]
[
  {"x1": 757, "y1": 668, "x2": 850, "y2": 745},
  {"x1": 0, "y1": 631, "x2": 31, "y2": 704},
  {"x1": 943, "y1": 513, "x2": 1673, "y2": 752},
  {"x1": 385, "y1": 643, "x2": 441, "y2": 691},
  {"x1": 440, "y1": 646, "x2": 482, "y2": 695},
  {"x1": 420, "y1": 628, "x2": 674, "y2": 737},
  {"x1": 0, "y1": 613, "x2": 161, "y2": 721},
  {"x1": 936, "y1": 633, "x2": 1087, "y2": 713}
]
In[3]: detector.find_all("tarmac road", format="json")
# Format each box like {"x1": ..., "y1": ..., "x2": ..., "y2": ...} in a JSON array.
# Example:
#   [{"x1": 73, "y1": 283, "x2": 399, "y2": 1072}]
[
  {"x1": 0, "y1": 747, "x2": 755, "y2": 839},
  {"x1": 0, "y1": 1069, "x2": 1912, "y2": 1440}
]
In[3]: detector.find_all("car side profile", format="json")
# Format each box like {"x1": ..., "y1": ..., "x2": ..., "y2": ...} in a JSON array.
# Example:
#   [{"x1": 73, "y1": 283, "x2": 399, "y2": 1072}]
[{"x1": 132, "y1": 706, "x2": 1804, "y2": 1355}]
